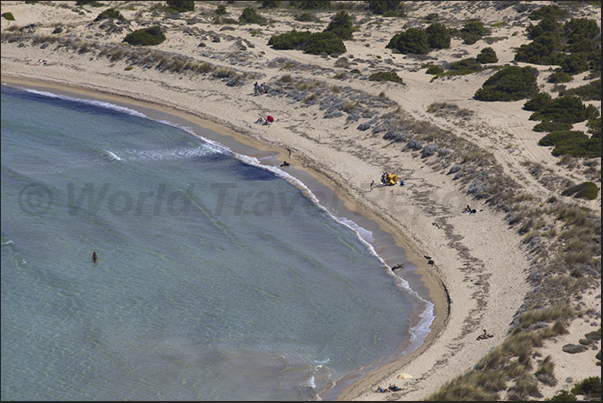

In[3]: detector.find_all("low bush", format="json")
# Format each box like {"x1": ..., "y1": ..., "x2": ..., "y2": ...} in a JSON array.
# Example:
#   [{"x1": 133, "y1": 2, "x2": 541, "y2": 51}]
[
  {"x1": 324, "y1": 10, "x2": 354, "y2": 40},
  {"x1": 477, "y1": 47, "x2": 498, "y2": 63},
  {"x1": 368, "y1": 71, "x2": 403, "y2": 83},
  {"x1": 239, "y1": 7, "x2": 267, "y2": 25},
  {"x1": 426, "y1": 22, "x2": 450, "y2": 49},
  {"x1": 548, "y1": 71, "x2": 572, "y2": 83},
  {"x1": 538, "y1": 130, "x2": 601, "y2": 158},
  {"x1": 571, "y1": 376, "x2": 601, "y2": 398},
  {"x1": 529, "y1": 4, "x2": 567, "y2": 20},
  {"x1": 530, "y1": 96, "x2": 597, "y2": 124},
  {"x1": 426, "y1": 65, "x2": 444, "y2": 75},
  {"x1": 448, "y1": 57, "x2": 481, "y2": 73},
  {"x1": 368, "y1": 1, "x2": 404, "y2": 15},
  {"x1": 561, "y1": 181, "x2": 599, "y2": 200},
  {"x1": 532, "y1": 121, "x2": 572, "y2": 132},
  {"x1": 474, "y1": 66, "x2": 539, "y2": 101},
  {"x1": 294, "y1": 12, "x2": 316, "y2": 22},
  {"x1": 523, "y1": 92, "x2": 552, "y2": 111},
  {"x1": 386, "y1": 28, "x2": 429, "y2": 54},
  {"x1": 165, "y1": 1, "x2": 194, "y2": 13},
  {"x1": 268, "y1": 30, "x2": 311, "y2": 50},
  {"x1": 2, "y1": 12, "x2": 15, "y2": 21},
  {"x1": 304, "y1": 31, "x2": 345, "y2": 55},
  {"x1": 549, "y1": 390, "x2": 577, "y2": 401},
  {"x1": 123, "y1": 26, "x2": 166, "y2": 46},
  {"x1": 94, "y1": 8, "x2": 125, "y2": 22},
  {"x1": 559, "y1": 79, "x2": 601, "y2": 101},
  {"x1": 458, "y1": 20, "x2": 488, "y2": 45},
  {"x1": 292, "y1": 1, "x2": 331, "y2": 10}
]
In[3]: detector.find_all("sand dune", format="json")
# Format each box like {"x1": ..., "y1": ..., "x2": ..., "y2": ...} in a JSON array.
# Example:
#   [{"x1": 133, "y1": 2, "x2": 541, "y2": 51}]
[{"x1": 2, "y1": 1, "x2": 600, "y2": 400}]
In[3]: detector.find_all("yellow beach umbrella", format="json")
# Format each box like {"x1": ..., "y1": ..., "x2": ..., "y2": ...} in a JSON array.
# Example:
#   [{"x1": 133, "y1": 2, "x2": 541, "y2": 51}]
[{"x1": 397, "y1": 373, "x2": 413, "y2": 379}]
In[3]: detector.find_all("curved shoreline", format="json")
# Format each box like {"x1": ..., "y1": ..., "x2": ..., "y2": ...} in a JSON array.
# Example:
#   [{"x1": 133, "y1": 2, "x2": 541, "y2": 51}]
[{"x1": 1, "y1": 73, "x2": 449, "y2": 400}]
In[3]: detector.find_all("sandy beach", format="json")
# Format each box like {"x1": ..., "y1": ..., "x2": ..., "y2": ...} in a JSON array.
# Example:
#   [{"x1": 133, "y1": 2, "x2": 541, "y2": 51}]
[{"x1": 2, "y1": 1, "x2": 600, "y2": 400}]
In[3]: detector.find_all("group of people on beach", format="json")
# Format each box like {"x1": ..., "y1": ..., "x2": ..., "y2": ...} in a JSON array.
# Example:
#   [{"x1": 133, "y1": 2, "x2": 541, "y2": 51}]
[
  {"x1": 253, "y1": 82, "x2": 269, "y2": 95},
  {"x1": 375, "y1": 384, "x2": 402, "y2": 393}
]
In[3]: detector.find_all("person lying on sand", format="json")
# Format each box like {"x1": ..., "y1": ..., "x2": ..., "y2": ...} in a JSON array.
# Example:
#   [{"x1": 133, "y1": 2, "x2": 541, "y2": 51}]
[{"x1": 476, "y1": 329, "x2": 494, "y2": 340}]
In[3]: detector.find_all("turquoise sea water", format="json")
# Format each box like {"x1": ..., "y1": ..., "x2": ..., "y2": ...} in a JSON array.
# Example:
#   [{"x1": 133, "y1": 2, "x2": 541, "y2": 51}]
[{"x1": 1, "y1": 84, "x2": 432, "y2": 401}]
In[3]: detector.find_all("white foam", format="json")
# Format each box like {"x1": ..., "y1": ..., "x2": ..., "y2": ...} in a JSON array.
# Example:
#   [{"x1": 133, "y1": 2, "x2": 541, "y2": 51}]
[
  {"x1": 103, "y1": 150, "x2": 122, "y2": 161},
  {"x1": 24, "y1": 89, "x2": 148, "y2": 118}
]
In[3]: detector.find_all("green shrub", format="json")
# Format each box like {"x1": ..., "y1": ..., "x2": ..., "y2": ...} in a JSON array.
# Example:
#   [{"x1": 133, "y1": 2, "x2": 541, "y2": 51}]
[
  {"x1": 304, "y1": 31, "x2": 346, "y2": 55},
  {"x1": 529, "y1": 4, "x2": 567, "y2": 20},
  {"x1": 368, "y1": 71, "x2": 403, "y2": 83},
  {"x1": 2, "y1": 12, "x2": 15, "y2": 21},
  {"x1": 448, "y1": 57, "x2": 481, "y2": 72},
  {"x1": 529, "y1": 96, "x2": 594, "y2": 124},
  {"x1": 268, "y1": 30, "x2": 312, "y2": 50},
  {"x1": 324, "y1": 10, "x2": 354, "y2": 40},
  {"x1": 75, "y1": 0, "x2": 104, "y2": 6},
  {"x1": 515, "y1": 34, "x2": 564, "y2": 65},
  {"x1": 562, "y1": 182, "x2": 599, "y2": 200},
  {"x1": 239, "y1": 7, "x2": 267, "y2": 25},
  {"x1": 477, "y1": 47, "x2": 498, "y2": 63},
  {"x1": 587, "y1": 116, "x2": 601, "y2": 138},
  {"x1": 426, "y1": 22, "x2": 450, "y2": 49},
  {"x1": 549, "y1": 390, "x2": 577, "y2": 401},
  {"x1": 165, "y1": 1, "x2": 194, "y2": 12},
  {"x1": 260, "y1": 1, "x2": 281, "y2": 8},
  {"x1": 570, "y1": 376, "x2": 601, "y2": 398},
  {"x1": 564, "y1": 18, "x2": 600, "y2": 43},
  {"x1": 559, "y1": 79, "x2": 601, "y2": 101},
  {"x1": 533, "y1": 121, "x2": 572, "y2": 132},
  {"x1": 561, "y1": 52, "x2": 590, "y2": 75},
  {"x1": 292, "y1": 1, "x2": 331, "y2": 9},
  {"x1": 548, "y1": 71, "x2": 572, "y2": 83},
  {"x1": 527, "y1": 15, "x2": 563, "y2": 40},
  {"x1": 524, "y1": 92, "x2": 552, "y2": 111},
  {"x1": 123, "y1": 26, "x2": 166, "y2": 46},
  {"x1": 474, "y1": 66, "x2": 539, "y2": 101},
  {"x1": 294, "y1": 12, "x2": 315, "y2": 21},
  {"x1": 216, "y1": 4, "x2": 227, "y2": 15},
  {"x1": 538, "y1": 130, "x2": 601, "y2": 158},
  {"x1": 386, "y1": 28, "x2": 429, "y2": 54},
  {"x1": 367, "y1": 1, "x2": 404, "y2": 15},
  {"x1": 94, "y1": 7, "x2": 125, "y2": 22},
  {"x1": 426, "y1": 65, "x2": 444, "y2": 75},
  {"x1": 459, "y1": 20, "x2": 488, "y2": 45}
]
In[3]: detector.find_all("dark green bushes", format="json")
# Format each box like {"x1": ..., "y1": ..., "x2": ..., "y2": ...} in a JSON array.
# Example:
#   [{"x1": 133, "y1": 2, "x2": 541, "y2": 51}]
[
  {"x1": 304, "y1": 31, "x2": 345, "y2": 55},
  {"x1": 426, "y1": 65, "x2": 444, "y2": 75},
  {"x1": 292, "y1": 1, "x2": 331, "y2": 9},
  {"x1": 239, "y1": 7, "x2": 267, "y2": 24},
  {"x1": 548, "y1": 71, "x2": 572, "y2": 83},
  {"x1": 425, "y1": 23, "x2": 450, "y2": 49},
  {"x1": 268, "y1": 30, "x2": 312, "y2": 50},
  {"x1": 474, "y1": 66, "x2": 539, "y2": 101},
  {"x1": 529, "y1": 4, "x2": 567, "y2": 20},
  {"x1": 165, "y1": 1, "x2": 194, "y2": 13},
  {"x1": 538, "y1": 130, "x2": 600, "y2": 158},
  {"x1": 94, "y1": 7, "x2": 125, "y2": 22},
  {"x1": 260, "y1": 1, "x2": 281, "y2": 8},
  {"x1": 2, "y1": 12, "x2": 15, "y2": 21},
  {"x1": 529, "y1": 96, "x2": 598, "y2": 124},
  {"x1": 458, "y1": 20, "x2": 488, "y2": 45},
  {"x1": 515, "y1": 34, "x2": 564, "y2": 65},
  {"x1": 562, "y1": 182, "x2": 599, "y2": 200},
  {"x1": 571, "y1": 376, "x2": 601, "y2": 398},
  {"x1": 523, "y1": 92, "x2": 552, "y2": 111},
  {"x1": 367, "y1": 1, "x2": 404, "y2": 16},
  {"x1": 268, "y1": 30, "x2": 345, "y2": 54},
  {"x1": 559, "y1": 79, "x2": 601, "y2": 101},
  {"x1": 477, "y1": 47, "x2": 498, "y2": 63},
  {"x1": 324, "y1": 10, "x2": 354, "y2": 40},
  {"x1": 386, "y1": 28, "x2": 428, "y2": 54},
  {"x1": 532, "y1": 121, "x2": 572, "y2": 132},
  {"x1": 123, "y1": 26, "x2": 165, "y2": 46},
  {"x1": 449, "y1": 58, "x2": 481, "y2": 73},
  {"x1": 368, "y1": 71, "x2": 403, "y2": 83}
]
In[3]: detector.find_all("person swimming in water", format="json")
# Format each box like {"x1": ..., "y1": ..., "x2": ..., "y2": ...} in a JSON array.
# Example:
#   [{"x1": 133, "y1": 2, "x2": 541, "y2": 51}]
[{"x1": 92, "y1": 252, "x2": 98, "y2": 263}]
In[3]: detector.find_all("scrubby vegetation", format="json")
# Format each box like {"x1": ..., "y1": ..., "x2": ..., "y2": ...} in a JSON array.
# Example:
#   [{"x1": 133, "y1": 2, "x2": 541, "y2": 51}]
[
  {"x1": 561, "y1": 181, "x2": 600, "y2": 200},
  {"x1": 452, "y1": 20, "x2": 489, "y2": 45},
  {"x1": 268, "y1": 30, "x2": 345, "y2": 55},
  {"x1": 476, "y1": 47, "x2": 498, "y2": 64},
  {"x1": 324, "y1": 10, "x2": 354, "y2": 40},
  {"x1": 239, "y1": 7, "x2": 267, "y2": 25},
  {"x1": 165, "y1": 1, "x2": 194, "y2": 13},
  {"x1": 123, "y1": 26, "x2": 165, "y2": 46},
  {"x1": 474, "y1": 66, "x2": 539, "y2": 101},
  {"x1": 366, "y1": 0, "x2": 405, "y2": 16},
  {"x1": 2, "y1": 12, "x2": 15, "y2": 21},
  {"x1": 368, "y1": 71, "x2": 403, "y2": 83},
  {"x1": 94, "y1": 8, "x2": 125, "y2": 22},
  {"x1": 387, "y1": 22, "x2": 451, "y2": 54}
]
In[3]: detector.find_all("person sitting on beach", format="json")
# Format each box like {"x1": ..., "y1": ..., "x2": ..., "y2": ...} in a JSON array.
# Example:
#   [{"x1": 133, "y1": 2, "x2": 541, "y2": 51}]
[
  {"x1": 477, "y1": 329, "x2": 494, "y2": 340},
  {"x1": 389, "y1": 384, "x2": 402, "y2": 392},
  {"x1": 375, "y1": 386, "x2": 388, "y2": 393},
  {"x1": 463, "y1": 205, "x2": 471, "y2": 213}
]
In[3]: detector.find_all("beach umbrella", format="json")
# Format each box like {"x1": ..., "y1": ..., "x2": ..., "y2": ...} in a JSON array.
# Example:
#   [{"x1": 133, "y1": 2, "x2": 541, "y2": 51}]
[
  {"x1": 397, "y1": 373, "x2": 413, "y2": 379},
  {"x1": 267, "y1": 115, "x2": 274, "y2": 123}
]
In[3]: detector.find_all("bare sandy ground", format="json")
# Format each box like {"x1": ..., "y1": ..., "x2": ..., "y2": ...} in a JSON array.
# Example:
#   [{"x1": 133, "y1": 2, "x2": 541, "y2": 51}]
[{"x1": 2, "y1": 1, "x2": 600, "y2": 400}]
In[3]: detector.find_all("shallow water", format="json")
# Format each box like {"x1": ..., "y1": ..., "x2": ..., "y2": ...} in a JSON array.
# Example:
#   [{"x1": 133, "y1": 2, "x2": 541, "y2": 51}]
[{"x1": 1, "y1": 85, "x2": 431, "y2": 400}]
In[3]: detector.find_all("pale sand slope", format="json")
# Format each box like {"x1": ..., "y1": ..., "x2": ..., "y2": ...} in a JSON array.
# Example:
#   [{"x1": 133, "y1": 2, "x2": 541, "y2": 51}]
[{"x1": 1, "y1": 1, "x2": 600, "y2": 401}]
